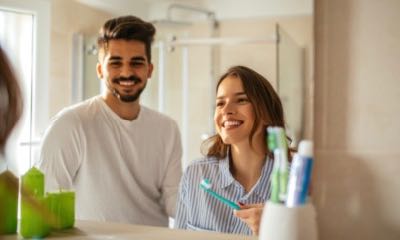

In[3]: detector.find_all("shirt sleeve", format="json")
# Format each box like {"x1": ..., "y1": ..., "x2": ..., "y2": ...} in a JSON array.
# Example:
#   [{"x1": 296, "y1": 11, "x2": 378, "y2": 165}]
[
  {"x1": 161, "y1": 121, "x2": 183, "y2": 218},
  {"x1": 36, "y1": 110, "x2": 83, "y2": 192},
  {"x1": 174, "y1": 169, "x2": 188, "y2": 229}
]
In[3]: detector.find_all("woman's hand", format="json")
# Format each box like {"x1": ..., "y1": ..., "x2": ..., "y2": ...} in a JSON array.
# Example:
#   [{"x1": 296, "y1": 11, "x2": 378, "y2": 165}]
[{"x1": 233, "y1": 203, "x2": 264, "y2": 235}]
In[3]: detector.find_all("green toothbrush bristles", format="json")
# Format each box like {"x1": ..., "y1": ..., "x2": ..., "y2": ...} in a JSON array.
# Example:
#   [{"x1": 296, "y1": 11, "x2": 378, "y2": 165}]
[
  {"x1": 267, "y1": 127, "x2": 278, "y2": 151},
  {"x1": 200, "y1": 178, "x2": 212, "y2": 189},
  {"x1": 276, "y1": 128, "x2": 288, "y2": 150}
]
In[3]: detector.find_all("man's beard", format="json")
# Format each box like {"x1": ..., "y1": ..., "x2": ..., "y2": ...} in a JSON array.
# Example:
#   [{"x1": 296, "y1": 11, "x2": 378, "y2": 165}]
[
  {"x1": 110, "y1": 75, "x2": 147, "y2": 103},
  {"x1": 118, "y1": 85, "x2": 146, "y2": 102}
]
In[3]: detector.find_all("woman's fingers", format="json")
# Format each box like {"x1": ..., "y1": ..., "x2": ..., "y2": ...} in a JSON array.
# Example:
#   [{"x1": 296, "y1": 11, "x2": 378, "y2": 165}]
[{"x1": 233, "y1": 203, "x2": 264, "y2": 235}]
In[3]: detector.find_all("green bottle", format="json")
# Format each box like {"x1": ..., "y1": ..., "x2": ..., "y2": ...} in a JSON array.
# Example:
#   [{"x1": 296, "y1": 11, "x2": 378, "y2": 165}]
[
  {"x1": 20, "y1": 167, "x2": 50, "y2": 238},
  {"x1": 21, "y1": 167, "x2": 44, "y2": 197},
  {"x1": 0, "y1": 170, "x2": 18, "y2": 234},
  {"x1": 47, "y1": 190, "x2": 75, "y2": 229}
]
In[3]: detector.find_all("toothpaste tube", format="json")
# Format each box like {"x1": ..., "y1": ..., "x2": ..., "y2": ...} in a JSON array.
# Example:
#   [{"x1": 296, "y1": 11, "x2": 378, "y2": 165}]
[{"x1": 286, "y1": 140, "x2": 313, "y2": 207}]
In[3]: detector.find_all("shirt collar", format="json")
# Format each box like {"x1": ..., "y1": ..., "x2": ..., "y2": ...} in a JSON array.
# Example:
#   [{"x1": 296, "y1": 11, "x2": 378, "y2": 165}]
[
  {"x1": 98, "y1": 96, "x2": 143, "y2": 124},
  {"x1": 218, "y1": 154, "x2": 235, "y2": 189}
]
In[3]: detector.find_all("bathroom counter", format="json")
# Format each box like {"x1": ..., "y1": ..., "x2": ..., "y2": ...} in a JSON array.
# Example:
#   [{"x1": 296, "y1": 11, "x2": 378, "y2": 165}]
[{"x1": 2, "y1": 220, "x2": 257, "y2": 240}]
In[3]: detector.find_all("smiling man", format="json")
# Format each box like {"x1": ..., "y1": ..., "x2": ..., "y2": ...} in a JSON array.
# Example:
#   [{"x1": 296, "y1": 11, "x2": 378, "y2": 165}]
[{"x1": 38, "y1": 16, "x2": 182, "y2": 227}]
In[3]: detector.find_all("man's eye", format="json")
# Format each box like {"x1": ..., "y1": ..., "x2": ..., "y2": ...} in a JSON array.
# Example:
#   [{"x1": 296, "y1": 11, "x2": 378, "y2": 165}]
[
  {"x1": 110, "y1": 62, "x2": 121, "y2": 66},
  {"x1": 216, "y1": 102, "x2": 224, "y2": 107},
  {"x1": 131, "y1": 62, "x2": 144, "y2": 66}
]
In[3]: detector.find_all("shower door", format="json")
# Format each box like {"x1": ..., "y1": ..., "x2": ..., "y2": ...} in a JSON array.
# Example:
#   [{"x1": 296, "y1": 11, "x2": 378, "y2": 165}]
[
  {"x1": 146, "y1": 39, "x2": 215, "y2": 169},
  {"x1": 145, "y1": 22, "x2": 284, "y2": 167}
]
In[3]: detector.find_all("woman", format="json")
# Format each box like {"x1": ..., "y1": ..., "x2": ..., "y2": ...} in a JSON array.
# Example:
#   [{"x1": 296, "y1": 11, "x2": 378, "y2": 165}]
[
  {"x1": 0, "y1": 46, "x2": 22, "y2": 151},
  {"x1": 174, "y1": 65, "x2": 287, "y2": 235},
  {"x1": 0, "y1": 46, "x2": 23, "y2": 234}
]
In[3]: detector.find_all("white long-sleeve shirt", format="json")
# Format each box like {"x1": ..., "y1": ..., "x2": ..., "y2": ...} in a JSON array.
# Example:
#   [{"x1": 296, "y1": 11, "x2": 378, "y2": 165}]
[{"x1": 38, "y1": 96, "x2": 182, "y2": 226}]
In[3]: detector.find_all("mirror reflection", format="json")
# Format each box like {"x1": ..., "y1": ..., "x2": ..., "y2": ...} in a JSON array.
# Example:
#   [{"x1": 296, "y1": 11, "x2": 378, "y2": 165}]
[
  {"x1": 0, "y1": 0, "x2": 313, "y2": 237},
  {"x1": 82, "y1": 2, "x2": 314, "y2": 168}
]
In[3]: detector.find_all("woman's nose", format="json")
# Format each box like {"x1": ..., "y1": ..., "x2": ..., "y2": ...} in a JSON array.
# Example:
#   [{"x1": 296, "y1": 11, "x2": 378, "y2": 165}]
[{"x1": 222, "y1": 102, "x2": 236, "y2": 115}]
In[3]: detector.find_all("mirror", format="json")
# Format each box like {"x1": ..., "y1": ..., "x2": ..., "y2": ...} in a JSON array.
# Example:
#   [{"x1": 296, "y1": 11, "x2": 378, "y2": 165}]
[
  {"x1": 80, "y1": 1, "x2": 314, "y2": 166},
  {"x1": 0, "y1": 0, "x2": 313, "y2": 173}
]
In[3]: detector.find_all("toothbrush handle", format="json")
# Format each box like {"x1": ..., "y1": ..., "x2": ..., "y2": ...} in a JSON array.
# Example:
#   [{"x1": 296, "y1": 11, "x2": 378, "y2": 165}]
[
  {"x1": 207, "y1": 190, "x2": 241, "y2": 210},
  {"x1": 270, "y1": 170, "x2": 280, "y2": 203},
  {"x1": 279, "y1": 170, "x2": 289, "y2": 202}
]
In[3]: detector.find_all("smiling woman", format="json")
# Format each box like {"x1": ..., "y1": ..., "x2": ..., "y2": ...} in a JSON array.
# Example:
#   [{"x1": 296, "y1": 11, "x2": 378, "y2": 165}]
[
  {"x1": 214, "y1": 76, "x2": 257, "y2": 146},
  {"x1": 174, "y1": 65, "x2": 289, "y2": 235}
]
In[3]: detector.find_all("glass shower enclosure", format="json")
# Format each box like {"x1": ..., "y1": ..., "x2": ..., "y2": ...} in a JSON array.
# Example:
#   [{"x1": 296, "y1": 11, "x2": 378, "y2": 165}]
[{"x1": 140, "y1": 23, "x2": 304, "y2": 167}]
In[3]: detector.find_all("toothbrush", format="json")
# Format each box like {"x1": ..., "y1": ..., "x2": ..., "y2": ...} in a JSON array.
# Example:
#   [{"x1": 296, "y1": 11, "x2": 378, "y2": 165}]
[
  {"x1": 267, "y1": 127, "x2": 280, "y2": 203},
  {"x1": 200, "y1": 178, "x2": 241, "y2": 210},
  {"x1": 267, "y1": 127, "x2": 289, "y2": 203},
  {"x1": 275, "y1": 128, "x2": 289, "y2": 202}
]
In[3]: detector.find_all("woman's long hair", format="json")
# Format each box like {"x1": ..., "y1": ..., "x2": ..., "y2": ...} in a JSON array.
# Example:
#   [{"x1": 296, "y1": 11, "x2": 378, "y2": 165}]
[
  {"x1": 0, "y1": 47, "x2": 22, "y2": 153},
  {"x1": 201, "y1": 65, "x2": 286, "y2": 159}
]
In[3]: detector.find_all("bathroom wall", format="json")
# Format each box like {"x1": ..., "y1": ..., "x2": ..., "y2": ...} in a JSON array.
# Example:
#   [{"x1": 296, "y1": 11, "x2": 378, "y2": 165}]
[
  {"x1": 49, "y1": 0, "x2": 112, "y2": 117},
  {"x1": 314, "y1": 0, "x2": 400, "y2": 239}
]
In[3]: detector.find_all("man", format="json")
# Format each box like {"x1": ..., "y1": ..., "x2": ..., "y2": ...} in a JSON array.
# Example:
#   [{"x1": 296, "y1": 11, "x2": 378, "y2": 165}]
[{"x1": 38, "y1": 16, "x2": 182, "y2": 227}]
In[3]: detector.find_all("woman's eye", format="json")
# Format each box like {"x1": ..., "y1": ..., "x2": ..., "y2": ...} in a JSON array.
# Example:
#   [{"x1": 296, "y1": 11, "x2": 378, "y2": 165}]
[
  {"x1": 216, "y1": 102, "x2": 224, "y2": 107},
  {"x1": 238, "y1": 98, "x2": 248, "y2": 103}
]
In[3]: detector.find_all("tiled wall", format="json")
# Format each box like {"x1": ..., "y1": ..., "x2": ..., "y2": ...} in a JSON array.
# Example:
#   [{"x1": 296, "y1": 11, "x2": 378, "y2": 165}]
[{"x1": 314, "y1": 0, "x2": 400, "y2": 239}]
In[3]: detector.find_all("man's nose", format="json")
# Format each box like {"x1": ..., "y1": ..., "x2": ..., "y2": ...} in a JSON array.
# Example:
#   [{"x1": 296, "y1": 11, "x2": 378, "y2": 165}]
[{"x1": 120, "y1": 64, "x2": 134, "y2": 77}]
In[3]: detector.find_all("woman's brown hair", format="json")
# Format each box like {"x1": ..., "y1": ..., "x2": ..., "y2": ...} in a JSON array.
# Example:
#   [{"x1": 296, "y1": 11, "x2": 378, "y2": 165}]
[
  {"x1": 0, "y1": 47, "x2": 23, "y2": 153},
  {"x1": 201, "y1": 65, "x2": 286, "y2": 159}
]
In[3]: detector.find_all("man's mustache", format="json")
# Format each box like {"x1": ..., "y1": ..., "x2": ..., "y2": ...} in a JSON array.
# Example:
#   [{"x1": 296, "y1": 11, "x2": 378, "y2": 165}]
[{"x1": 112, "y1": 76, "x2": 141, "y2": 84}]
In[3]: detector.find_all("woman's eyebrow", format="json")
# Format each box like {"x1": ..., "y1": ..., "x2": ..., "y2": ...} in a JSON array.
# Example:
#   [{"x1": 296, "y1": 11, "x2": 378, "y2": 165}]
[{"x1": 216, "y1": 92, "x2": 246, "y2": 99}]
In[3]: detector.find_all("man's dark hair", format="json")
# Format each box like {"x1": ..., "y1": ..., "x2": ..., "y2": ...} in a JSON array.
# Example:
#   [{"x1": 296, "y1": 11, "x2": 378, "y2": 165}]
[{"x1": 97, "y1": 15, "x2": 156, "y2": 62}]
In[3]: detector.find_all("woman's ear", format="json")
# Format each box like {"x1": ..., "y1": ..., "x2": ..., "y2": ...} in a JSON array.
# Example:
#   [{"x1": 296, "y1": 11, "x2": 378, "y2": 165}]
[{"x1": 263, "y1": 119, "x2": 271, "y2": 127}]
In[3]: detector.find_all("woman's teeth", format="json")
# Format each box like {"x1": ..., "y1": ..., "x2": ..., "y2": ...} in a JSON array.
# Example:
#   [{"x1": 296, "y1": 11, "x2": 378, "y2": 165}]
[{"x1": 223, "y1": 120, "x2": 242, "y2": 128}]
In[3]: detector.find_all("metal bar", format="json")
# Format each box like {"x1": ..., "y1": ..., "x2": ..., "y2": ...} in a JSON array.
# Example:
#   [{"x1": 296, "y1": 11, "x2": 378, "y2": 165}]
[
  {"x1": 168, "y1": 36, "x2": 277, "y2": 46},
  {"x1": 181, "y1": 47, "x2": 189, "y2": 168},
  {"x1": 157, "y1": 41, "x2": 165, "y2": 113},
  {"x1": 167, "y1": 3, "x2": 215, "y2": 20}
]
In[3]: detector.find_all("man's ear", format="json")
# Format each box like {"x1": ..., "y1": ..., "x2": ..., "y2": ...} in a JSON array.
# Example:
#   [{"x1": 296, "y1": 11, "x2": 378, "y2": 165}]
[
  {"x1": 96, "y1": 62, "x2": 103, "y2": 79},
  {"x1": 147, "y1": 63, "x2": 154, "y2": 79}
]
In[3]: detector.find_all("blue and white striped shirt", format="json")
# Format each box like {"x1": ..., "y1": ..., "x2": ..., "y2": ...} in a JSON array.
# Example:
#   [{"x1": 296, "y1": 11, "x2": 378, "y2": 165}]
[{"x1": 174, "y1": 153, "x2": 274, "y2": 235}]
